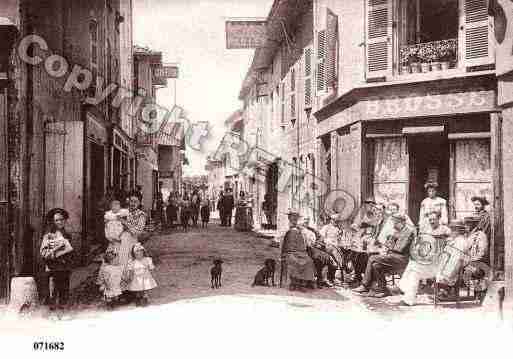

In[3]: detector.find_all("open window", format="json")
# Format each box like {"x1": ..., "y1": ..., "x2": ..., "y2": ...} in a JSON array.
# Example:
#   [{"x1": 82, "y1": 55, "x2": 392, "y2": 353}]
[{"x1": 397, "y1": 0, "x2": 494, "y2": 75}]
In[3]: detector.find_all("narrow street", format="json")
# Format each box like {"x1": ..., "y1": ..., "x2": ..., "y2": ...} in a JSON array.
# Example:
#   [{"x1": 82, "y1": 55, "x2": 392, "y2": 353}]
[{"x1": 131, "y1": 221, "x2": 368, "y2": 312}]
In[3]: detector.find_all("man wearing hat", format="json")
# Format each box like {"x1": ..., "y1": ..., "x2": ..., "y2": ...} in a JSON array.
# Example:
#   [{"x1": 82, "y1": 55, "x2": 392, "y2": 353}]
[
  {"x1": 419, "y1": 182, "x2": 448, "y2": 231},
  {"x1": 436, "y1": 217, "x2": 489, "y2": 298},
  {"x1": 353, "y1": 213, "x2": 415, "y2": 298},
  {"x1": 462, "y1": 216, "x2": 489, "y2": 288},
  {"x1": 301, "y1": 217, "x2": 339, "y2": 288},
  {"x1": 281, "y1": 209, "x2": 316, "y2": 290},
  {"x1": 470, "y1": 196, "x2": 491, "y2": 240},
  {"x1": 320, "y1": 213, "x2": 353, "y2": 284}
]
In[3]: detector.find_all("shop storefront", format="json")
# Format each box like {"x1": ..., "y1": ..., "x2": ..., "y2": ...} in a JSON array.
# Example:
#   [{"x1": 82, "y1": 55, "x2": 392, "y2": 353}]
[{"x1": 315, "y1": 74, "x2": 504, "y2": 275}]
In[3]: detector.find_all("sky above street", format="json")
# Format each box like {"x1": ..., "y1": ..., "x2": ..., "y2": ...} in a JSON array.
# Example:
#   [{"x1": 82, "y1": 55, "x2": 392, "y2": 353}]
[{"x1": 133, "y1": 0, "x2": 273, "y2": 175}]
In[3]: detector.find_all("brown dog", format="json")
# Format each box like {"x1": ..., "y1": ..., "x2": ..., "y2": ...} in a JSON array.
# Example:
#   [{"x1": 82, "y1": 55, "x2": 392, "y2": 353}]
[
  {"x1": 252, "y1": 258, "x2": 276, "y2": 287},
  {"x1": 210, "y1": 259, "x2": 223, "y2": 289}
]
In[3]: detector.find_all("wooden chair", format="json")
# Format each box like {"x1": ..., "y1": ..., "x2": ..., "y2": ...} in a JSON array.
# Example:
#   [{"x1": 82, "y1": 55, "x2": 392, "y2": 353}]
[
  {"x1": 386, "y1": 273, "x2": 401, "y2": 287},
  {"x1": 434, "y1": 268, "x2": 485, "y2": 308}
]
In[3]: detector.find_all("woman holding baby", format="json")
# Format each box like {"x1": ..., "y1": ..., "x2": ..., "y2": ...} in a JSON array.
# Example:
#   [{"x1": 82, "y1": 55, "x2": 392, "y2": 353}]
[{"x1": 105, "y1": 195, "x2": 147, "y2": 284}]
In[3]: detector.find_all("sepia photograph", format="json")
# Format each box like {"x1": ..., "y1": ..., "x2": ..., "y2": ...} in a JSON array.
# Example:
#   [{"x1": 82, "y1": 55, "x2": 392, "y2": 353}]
[{"x1": 1, "y1": 0, "x2": 513, "y2": 357}]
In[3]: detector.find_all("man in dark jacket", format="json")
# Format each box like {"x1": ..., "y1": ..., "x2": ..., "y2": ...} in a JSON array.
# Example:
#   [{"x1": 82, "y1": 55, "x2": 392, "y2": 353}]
[
  {"x1": 217, "y1": 190, "x2": 225, "y2": 226},
  {"x1": 222, "y1": 188, "x2": 235, "y2": 227}
]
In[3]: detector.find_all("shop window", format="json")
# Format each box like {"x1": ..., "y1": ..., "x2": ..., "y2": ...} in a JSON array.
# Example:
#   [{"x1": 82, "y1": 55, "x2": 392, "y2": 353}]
[{"x1": 451, "y1": 138, "x2": 491, "y2": 219}]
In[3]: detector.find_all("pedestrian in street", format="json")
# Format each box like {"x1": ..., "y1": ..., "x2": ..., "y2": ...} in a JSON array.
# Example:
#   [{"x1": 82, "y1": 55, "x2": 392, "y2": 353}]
[
  {"x1": 40, "y1": 208, "x2": 75, "y2": 311},
  {"x1": 123, "y1": 243, "x2": 157, "y2": 307},
  {"x1": 221, "y1": 188, "x2": 235, "y2": 227},
  {"x1": 180, "y1": 199, "x2": 191, "y2": 231},
  {"x1": 166, "y1": 196, "x2": 179, "y2": 229},
  {"x1": 217, "y1": 190, "x2": 225, "y2": 226},
  {"x1": 191, "y1": 190, "x2": 201, "y2": 227},
  {"x1": 200, "y1": 199, "x2": 210, "y2": 228}
]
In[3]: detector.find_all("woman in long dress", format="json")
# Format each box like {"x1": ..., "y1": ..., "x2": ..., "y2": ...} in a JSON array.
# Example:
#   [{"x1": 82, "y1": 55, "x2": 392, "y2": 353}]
[
  {"x1": 107, "y1": 195, "x2": 147, "y2": 291},
  {"x1": 418, "y1": 182, "x2": 448, "y2": 231}
]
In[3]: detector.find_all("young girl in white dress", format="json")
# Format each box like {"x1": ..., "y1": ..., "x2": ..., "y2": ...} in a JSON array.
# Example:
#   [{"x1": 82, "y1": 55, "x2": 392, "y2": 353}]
[
  {"x1": 124, "y1": 243, "x2": 157, "y2": 306},
  {"x1": 97, "y1": 250, "x2": 124, "y2": 309}
]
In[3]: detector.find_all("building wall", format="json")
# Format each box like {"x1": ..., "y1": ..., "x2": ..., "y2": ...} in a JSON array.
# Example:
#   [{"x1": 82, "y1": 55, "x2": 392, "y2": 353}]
[
  {"x1": 498, "y1": 71, "x2": 513, "y2": 317},
  {"x1": 119, "y1": 0, "x2": 134, "y2": 138}
]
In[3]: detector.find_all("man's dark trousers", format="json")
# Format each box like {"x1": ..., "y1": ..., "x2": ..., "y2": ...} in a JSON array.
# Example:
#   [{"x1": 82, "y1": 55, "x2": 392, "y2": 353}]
[{"x1": 362, "y1": 253, "x2": 408, "y2": 290}]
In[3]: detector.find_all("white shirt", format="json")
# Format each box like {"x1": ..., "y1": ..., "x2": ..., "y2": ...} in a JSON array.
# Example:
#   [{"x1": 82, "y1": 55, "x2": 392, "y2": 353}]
[{"x1": 319, "y1": 223, "x2": 340, "y2": 247}]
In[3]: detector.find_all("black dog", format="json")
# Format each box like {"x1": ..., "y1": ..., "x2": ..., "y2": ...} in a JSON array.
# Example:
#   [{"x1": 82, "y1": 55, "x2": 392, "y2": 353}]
[
  {"x1": 211, "y1": 259, "x2": 223, "y2": 289},
  {"x1": 252, "y1": 258, "x2": 276, "y2": 287}
]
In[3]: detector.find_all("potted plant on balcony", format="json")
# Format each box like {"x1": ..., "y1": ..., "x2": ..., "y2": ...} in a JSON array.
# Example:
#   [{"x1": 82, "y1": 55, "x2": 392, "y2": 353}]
[
  {"x1": 407, "y1": 49, "x2": 421, "y2": 74},
  {"x1": 439, "y1": 40, "x2": 457, "y2": 70},
  {"x1": 418, "y1": 43, "x2": 434, "y2": 72}
]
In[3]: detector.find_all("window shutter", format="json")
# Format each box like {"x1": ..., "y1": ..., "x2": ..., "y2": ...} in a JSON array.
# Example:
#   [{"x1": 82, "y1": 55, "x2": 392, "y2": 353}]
[
  {"x1": 463, "y1": 0, "x2": 494, "y2": 68},
  {"x1": 365, "y1": 0, "x2": 392, "y2": 81},
  {"x1": 326, "y1": 9, "x2": 339, "y2": 91},
  {"x1": 280, "y1": 82, "x2": 286, "y2": 126},
  {"x1": 304, "y1": 47, "x2": 313, "y2": 108},
  {"x1": 316, "y1": 30, "x2": 326, "y2": 92},
  {"x1": 290, "y1": 94, "x2": 296, "y2": 119},
  {"x1": 290, "y1": 68, "x2": 296, "y2": 92}
]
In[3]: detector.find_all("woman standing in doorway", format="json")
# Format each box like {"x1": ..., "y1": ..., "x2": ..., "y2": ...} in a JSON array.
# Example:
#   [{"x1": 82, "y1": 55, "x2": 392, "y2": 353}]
[
  {"x1": 419, "y1": 182, "x2": 448, "y2": 231},
  {"x1": 40, "y1": 208, "x2": 74, "y2": 310}
]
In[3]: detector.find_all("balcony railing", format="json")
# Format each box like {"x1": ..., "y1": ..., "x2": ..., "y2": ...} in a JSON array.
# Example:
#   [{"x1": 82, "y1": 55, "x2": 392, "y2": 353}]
[{"x1": 399, "y1": 38, "x2": 458, "y2": 75}]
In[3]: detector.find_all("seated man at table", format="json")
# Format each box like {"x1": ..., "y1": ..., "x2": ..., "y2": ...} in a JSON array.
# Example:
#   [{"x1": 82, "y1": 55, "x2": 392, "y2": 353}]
[
  {"x1": 319, "y1": 214, "x2": 352, "y2": 285},
  {"x1": 301, "y1": 217, "x2": 338, "y2": 288},
  {"x1": 353, "y1": 213, "x2": 415, "y2": 298},
  {"x1": 281, "y1": 209, "x2": 316, "y2": 291},
  {"x1": 397, "y1": 210, "x2": 450, "y2": 306},
  {"x1": 437, "y1": 216, "x2": 489, "y2": 297}
]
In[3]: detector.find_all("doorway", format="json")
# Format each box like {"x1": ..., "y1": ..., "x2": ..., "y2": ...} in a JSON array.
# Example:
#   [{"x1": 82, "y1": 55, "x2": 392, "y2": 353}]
[
  {"x1": 88, "y1": 142, "x2": 105, "y2": 245},
  {"x1": 408, "y1": 134, "x2": 450, "y2": 224}
]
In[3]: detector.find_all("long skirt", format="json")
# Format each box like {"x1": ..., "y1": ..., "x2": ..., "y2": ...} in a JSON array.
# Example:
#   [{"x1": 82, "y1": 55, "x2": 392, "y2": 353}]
[
  {"x1": 107, "y1": 231, "x2": 138, "y2": 291},
  {"x1": 285, "y1": 251, "x2": 315, "y2": 282}
]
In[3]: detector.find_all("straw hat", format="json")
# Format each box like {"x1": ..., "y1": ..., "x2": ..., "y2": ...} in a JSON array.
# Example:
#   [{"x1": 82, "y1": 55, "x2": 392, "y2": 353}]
[
  {"x1": 285, "y1": 208, "x2": 301, "y2": 216},
  {"x1": 470, "y1": 196, "x2": 489, "y2": 206}
]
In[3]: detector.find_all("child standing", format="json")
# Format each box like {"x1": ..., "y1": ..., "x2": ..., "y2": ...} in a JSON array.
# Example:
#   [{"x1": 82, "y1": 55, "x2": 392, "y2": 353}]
[
  {"x1": 200, "y1": 199, "x2": 210, "y2": 228},
  {"x1": 124, "y1": 243, "x2": 157, "y2": 307},
  {"x1": 97, "y1": 250, "x2": 123, "y2": 309},
  {"x1": 104, "y1": 200, "x2": 129, "y2": 243}
]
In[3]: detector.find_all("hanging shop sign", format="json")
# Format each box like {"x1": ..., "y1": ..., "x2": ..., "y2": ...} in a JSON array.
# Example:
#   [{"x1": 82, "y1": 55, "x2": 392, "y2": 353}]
[{"x1": 225, "y1": 19, "x2": 267, "y2": 49}]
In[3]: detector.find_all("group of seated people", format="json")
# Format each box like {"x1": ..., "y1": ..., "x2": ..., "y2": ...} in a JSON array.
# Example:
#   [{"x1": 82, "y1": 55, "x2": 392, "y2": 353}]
[{"x1": 280, "y1": 181, "x2": 491, "y2": 306}]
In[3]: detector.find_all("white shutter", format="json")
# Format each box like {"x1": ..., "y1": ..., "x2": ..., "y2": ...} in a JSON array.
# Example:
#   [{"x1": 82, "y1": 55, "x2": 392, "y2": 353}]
[
  {"x1": 326, "y1": 9, "x2": 339, "y2": 90},
  {"x1": 462, "y1": 0, "x2": 494, "y2": 68},
  {"x1": 316, "y1": 30, "x2": 326, "y2": 93},
  {"x1": 304, "y1": 47, "x2": 313, "y2": 108},
  {"x1": 365, "y1": 0, "x2": 392, "y2": 81},
  {"x1": 280, "y1": 81, "x2": 286, "y2": 126}
]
